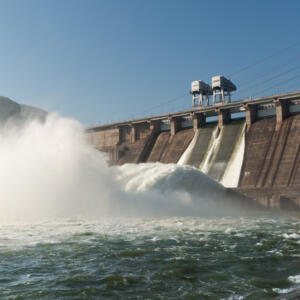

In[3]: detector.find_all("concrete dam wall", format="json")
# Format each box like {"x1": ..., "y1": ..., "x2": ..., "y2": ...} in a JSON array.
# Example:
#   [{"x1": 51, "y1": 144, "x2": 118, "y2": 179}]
[{"x1": 86, "y1": 91, "x2": 300, "y2": 209}]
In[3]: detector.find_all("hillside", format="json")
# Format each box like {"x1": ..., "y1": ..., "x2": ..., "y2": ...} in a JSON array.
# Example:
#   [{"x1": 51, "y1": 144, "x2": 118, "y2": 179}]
[{"x1": 0, "y1": 96, "x2": 47, "y2": 124}]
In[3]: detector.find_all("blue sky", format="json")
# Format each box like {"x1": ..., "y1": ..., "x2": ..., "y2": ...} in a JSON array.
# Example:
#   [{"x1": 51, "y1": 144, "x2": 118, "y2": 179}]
[{"x1": 0, "y1": 0, "x2": 300, "y2": 126}]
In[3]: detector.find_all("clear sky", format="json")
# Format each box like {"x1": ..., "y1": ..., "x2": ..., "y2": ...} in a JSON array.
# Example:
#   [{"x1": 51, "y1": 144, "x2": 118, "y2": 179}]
[{"x1": 0, "y1": 0, "x2": 300, "y2": 126}]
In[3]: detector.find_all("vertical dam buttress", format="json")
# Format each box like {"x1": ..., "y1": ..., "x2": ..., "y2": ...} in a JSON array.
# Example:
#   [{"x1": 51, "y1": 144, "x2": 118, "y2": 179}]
[{"x1": 239, "y1": 114, "x2": 300, "y2": 188}]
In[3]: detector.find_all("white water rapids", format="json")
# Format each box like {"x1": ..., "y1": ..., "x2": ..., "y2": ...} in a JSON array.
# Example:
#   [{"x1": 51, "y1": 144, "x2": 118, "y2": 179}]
[{"x1": 0, "y1": 114, "x2": 251, "y2": 219}]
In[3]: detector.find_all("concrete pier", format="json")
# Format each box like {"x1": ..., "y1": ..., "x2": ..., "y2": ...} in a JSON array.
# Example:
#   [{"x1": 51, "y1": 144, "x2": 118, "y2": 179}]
[
  {"x1": 192, "y1": 113, "x2": 206, "y2": 131},
  {"x1": 169, "y1": 116, "x2": 180, "y2": 136},
  {"x1": 216, "y1": 108, "x2": 231, "y2": 129},
  {"x1": 243, "y1": 104, "x2": 257, "y2": 131},
  {"x1": 274, "y1": 98, "x2": 288, "y2": 130}
]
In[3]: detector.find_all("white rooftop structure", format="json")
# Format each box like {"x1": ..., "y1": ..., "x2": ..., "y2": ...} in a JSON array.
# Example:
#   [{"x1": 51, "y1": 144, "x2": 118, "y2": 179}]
[
  {"x1": 190, "y1": 80, "x2": 213, "y2": 107},
  {"x1": 212, "y1": 75, "x2": 237, "y2": 104}
]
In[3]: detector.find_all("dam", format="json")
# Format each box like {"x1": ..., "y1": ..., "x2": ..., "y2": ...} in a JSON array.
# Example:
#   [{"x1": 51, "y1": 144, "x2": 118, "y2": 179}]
[{"x1": 86, "y1": 89, "x2": 300, "y2": 210}]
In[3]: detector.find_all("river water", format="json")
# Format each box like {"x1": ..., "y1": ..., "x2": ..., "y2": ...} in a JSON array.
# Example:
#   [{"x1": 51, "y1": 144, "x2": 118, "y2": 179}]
[
  {"x1": 0, "y1": 214, "x2": 299, "y2": 299},
  {"x1": 0, "y1": 114, "x2": 299, "y2": 299}
]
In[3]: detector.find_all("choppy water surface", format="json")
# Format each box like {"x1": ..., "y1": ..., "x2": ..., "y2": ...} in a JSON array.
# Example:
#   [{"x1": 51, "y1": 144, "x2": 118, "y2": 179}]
[{"x1": 0, "y1": 215, "x2": 299, "y2": 299}]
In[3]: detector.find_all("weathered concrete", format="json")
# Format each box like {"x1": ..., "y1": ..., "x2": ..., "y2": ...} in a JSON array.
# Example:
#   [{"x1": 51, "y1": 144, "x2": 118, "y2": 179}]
[
  {"x1": 243, "y1": 103, "x2": 257, "y2": 131},
  {"x1": 192, "y1": 113, "x2": 206, "y2": 131},
  {"x1": 234, "y1": 187, "x2": 300, "y2": 210},
  {"x1": 147, "y1": 128, "x2": 194, "y2": 163},
  {"x1": 169, "y1": 116, "x2": 181, "y2": 136},
  {"x1": 216, "y1": 108, "x2": 231, "y2": 129},
  {"x1": 239, "y1": 114, "x2": 300, "y2": 190},
  {"x1": 86, "y1": 91, "x2": 300, "y2": 209},
  {"x1": 86, "y1": 92, "x2": 300, "y2": 162},
  {"x1": 130, "y1": 124, "x2": 136, "y2": 143},
  {"x1": 274, "y1": 98, "x2": 289, "y2": 130},
  {"x1": 137, "y1": 120, "x2": 160, "y2": 163}
]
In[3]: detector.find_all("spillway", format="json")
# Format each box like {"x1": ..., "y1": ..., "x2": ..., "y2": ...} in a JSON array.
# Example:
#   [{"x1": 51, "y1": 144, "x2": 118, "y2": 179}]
[
  {"x1": 207, "y1": 119, "x2": 245, "y2": 182},
  {"x1": 87, "y1": 91, "x2": 300, "y2": 209},
  {"x1": 181, "y1": 124, "x2": 216, "y2": 168}
]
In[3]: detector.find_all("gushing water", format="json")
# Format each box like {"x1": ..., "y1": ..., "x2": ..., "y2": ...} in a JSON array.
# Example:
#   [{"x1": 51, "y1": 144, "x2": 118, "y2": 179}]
[
  {"x1": 0, "y1": 113, "x2": 247, "y2": 220},
  {"x1": 0, "y1": 113, "x2": 299, "y2": 299},
  {"x1": 201, "y1": 126, "x2": 221, "y2": 173}
]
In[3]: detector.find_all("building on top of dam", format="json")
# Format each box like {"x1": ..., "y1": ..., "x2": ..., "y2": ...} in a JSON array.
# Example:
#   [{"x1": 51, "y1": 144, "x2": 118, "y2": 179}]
[
  {"x1": 212, "y1": 75, "x2": 237, "y2": 104},
  {"x1": 190, "y1": 75, "x2": 236, "y2": 107},
  {"x1": 86, "y1": 86, "x2": 300, "y2": 210}
]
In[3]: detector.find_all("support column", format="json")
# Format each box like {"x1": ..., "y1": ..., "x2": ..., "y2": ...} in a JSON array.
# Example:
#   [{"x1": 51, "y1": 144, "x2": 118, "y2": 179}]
[
  {"x1": 148, "y1": 120, "x2": 160, "y2": 132},
  {"x1": 243, "y1": 104, "x2": 257, "y2": 131},
  {"x1": 216, "y1": 108, "x2": 230, "y2": 129},
  {"x1": 274, "y1": 98, "x2": 288, "y2": 130},
  {"x1": 130, "y1": 124, "x2": 136, "y2": 143},
  {"x1": 117, "y1": 126, "x2": 122, "y2": 143},
  {"x1": 113, "y1": 144, "x2": 120, "y2": 161},
  {"x1": 191, "y1": 113, "x2": 206, "y2": 131},
  {"x1": 169, "y1": 117, "x2": 180, "y2": 136}
]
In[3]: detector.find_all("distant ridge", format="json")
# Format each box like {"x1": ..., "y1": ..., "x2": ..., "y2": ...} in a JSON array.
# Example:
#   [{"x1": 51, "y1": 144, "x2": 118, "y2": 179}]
[{"x1": 0, "y1": 96, "x2": 47, "y2": 124}]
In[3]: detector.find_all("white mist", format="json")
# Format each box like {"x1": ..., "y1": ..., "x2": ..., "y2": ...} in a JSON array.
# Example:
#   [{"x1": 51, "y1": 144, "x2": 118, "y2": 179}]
[{"x1": 0, "y1": 114, "x2": 247, "y2": 219}]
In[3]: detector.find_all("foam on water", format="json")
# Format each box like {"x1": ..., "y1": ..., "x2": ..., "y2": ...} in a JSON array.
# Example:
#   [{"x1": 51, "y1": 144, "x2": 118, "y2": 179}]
[
  {"x1": 0, "y1": 215, "x2": 299, "y2": 299},
  {"x1": 289, "y1": 275, "x2": 300, "y2": 283}
]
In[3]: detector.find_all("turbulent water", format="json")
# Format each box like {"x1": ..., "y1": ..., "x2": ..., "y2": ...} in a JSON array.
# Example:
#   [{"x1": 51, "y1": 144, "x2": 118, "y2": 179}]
[
  {"x1": 0, "y1": 113, "x2": 299, "y2": 299},
  {"x1": 0, "y1": 216, "x2": 299, "y2": 299}
]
